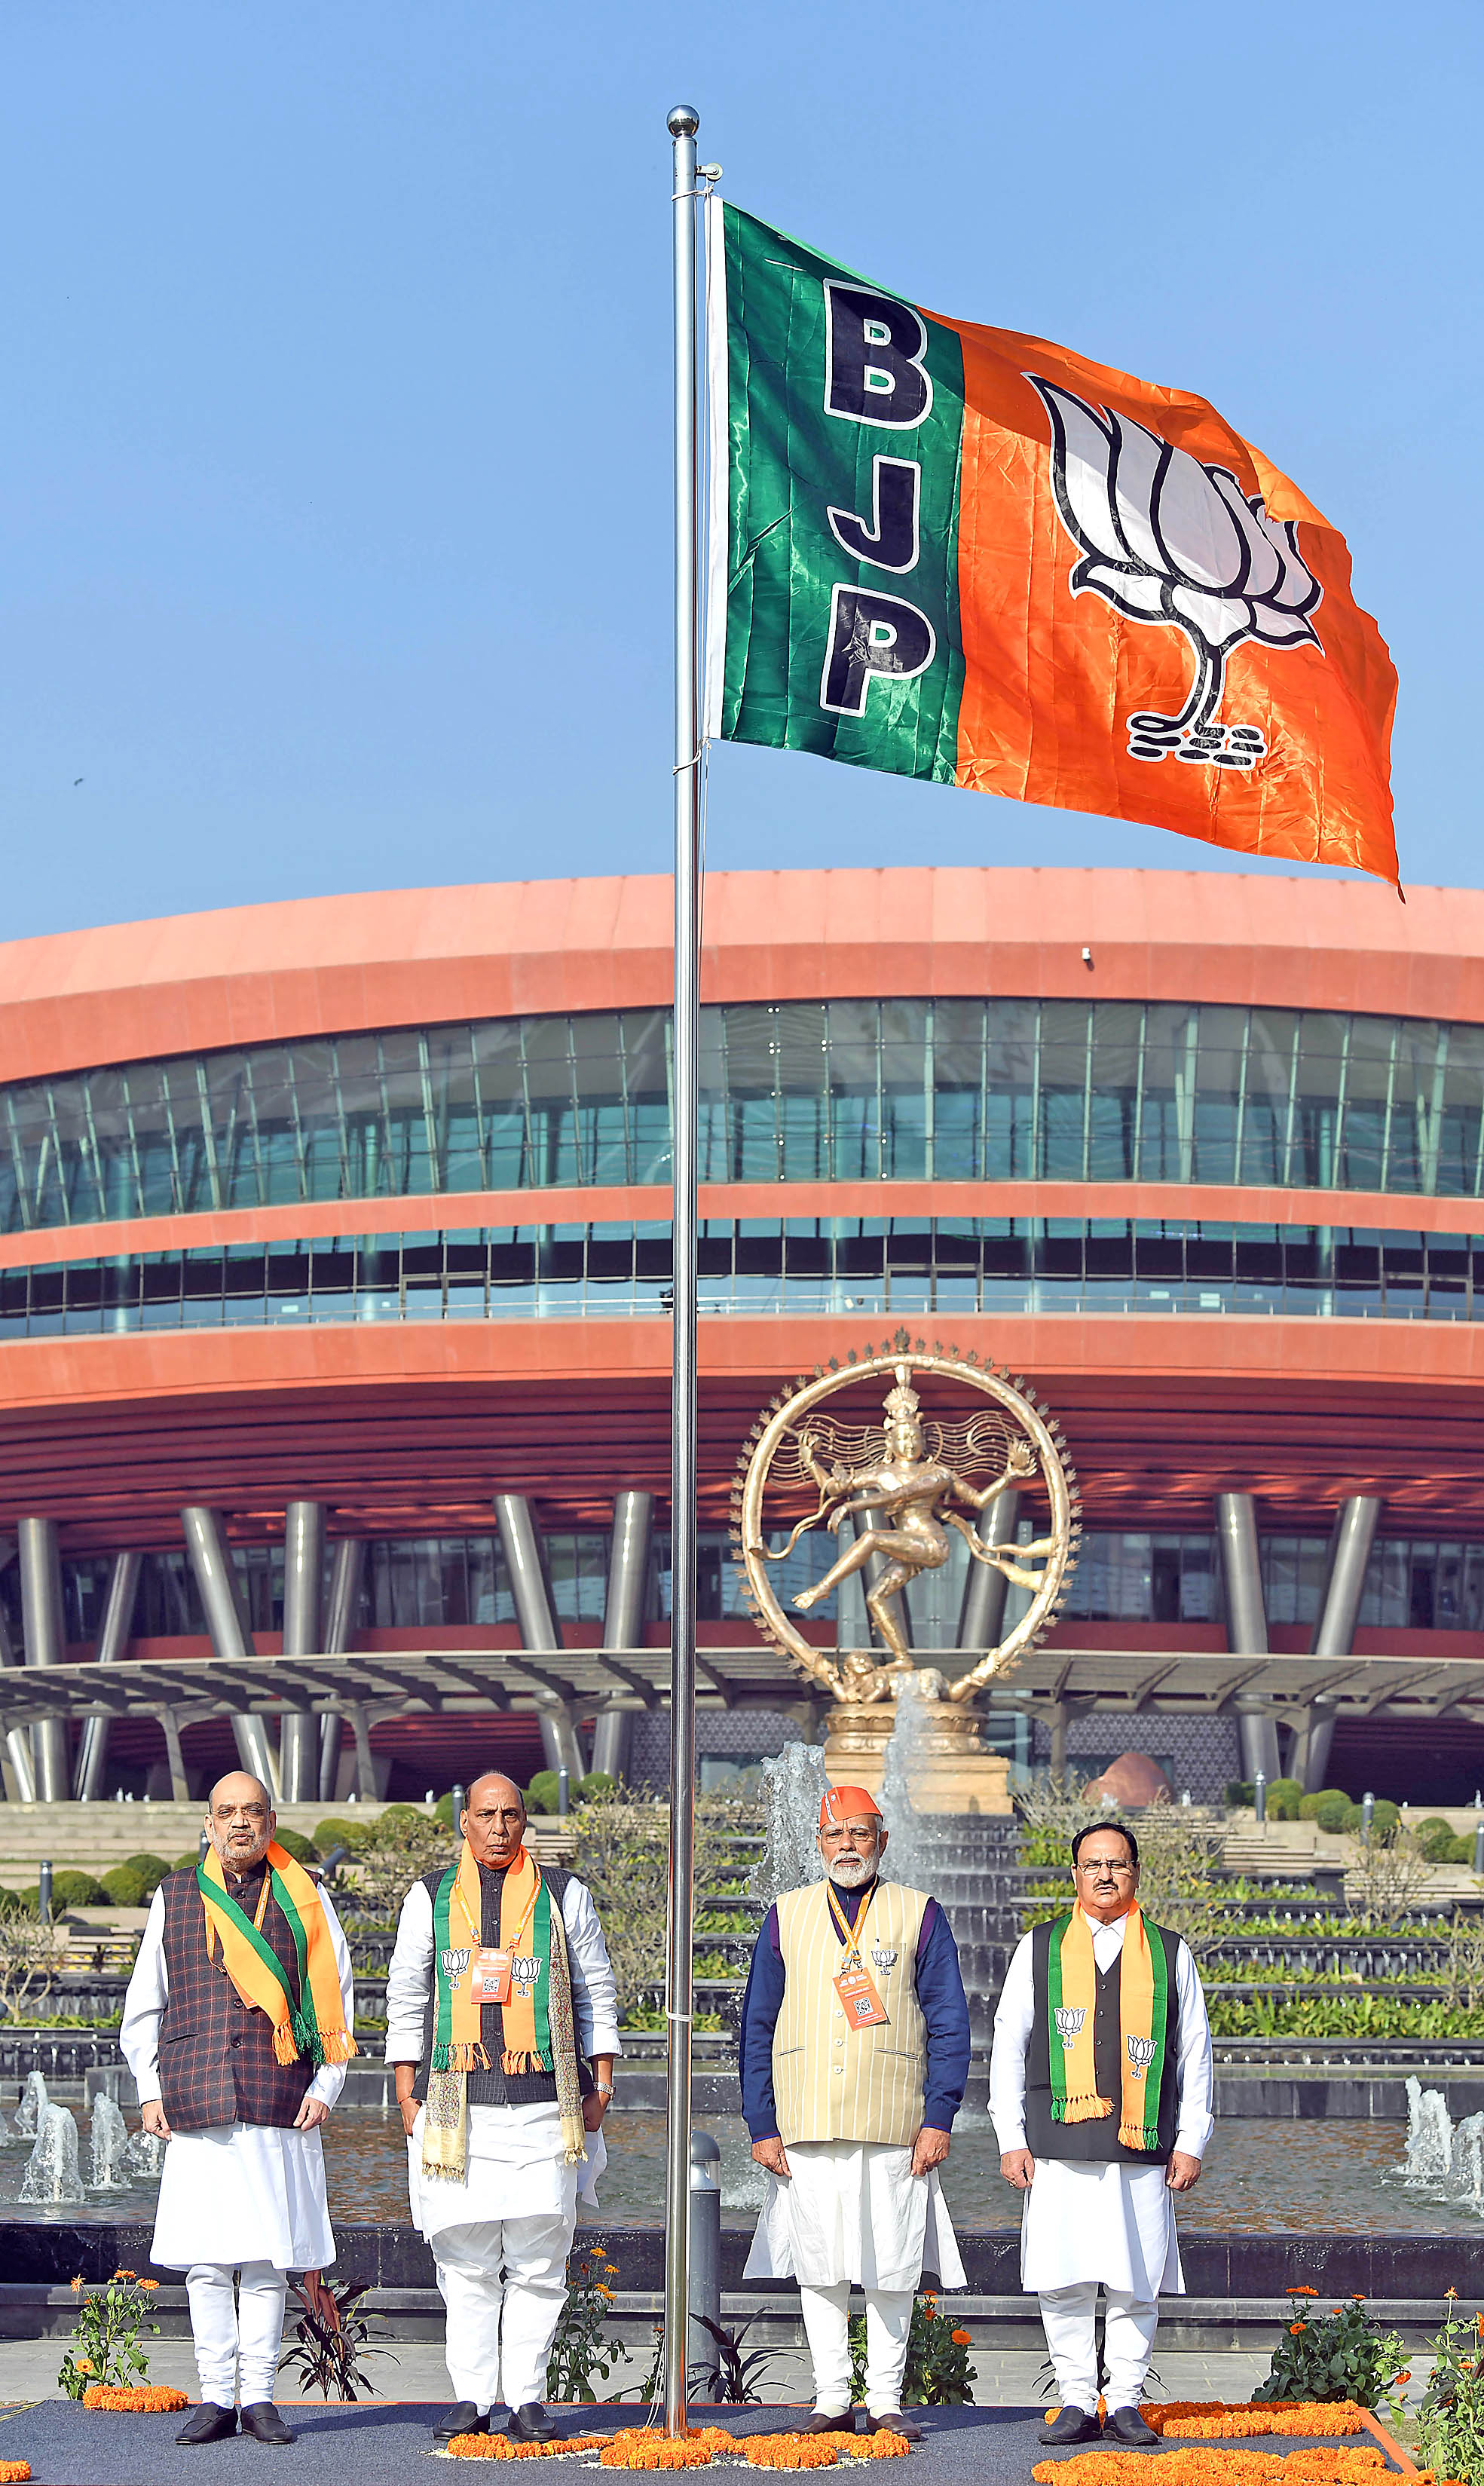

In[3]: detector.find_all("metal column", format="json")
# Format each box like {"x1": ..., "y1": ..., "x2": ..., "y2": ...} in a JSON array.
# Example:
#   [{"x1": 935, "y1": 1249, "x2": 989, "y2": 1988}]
[
  {"x1": 180, "y1": 1507, "x2": 279, "y2": 1796},
  {"x1": 279, "y1": 1502, "x2": 324, "y2": 1804},
  {"x1": 593, "y1": 1490, "x2": 653, "y2": 1783},
  {"x1": 319, "y1": 1537, "x2": 365, "y2": 1803},
  {"x1": 663, "y1": 96, "x2": 702, "y2": 2439},
  {"x1": 1217, "y1": 1493, "x2": 1279, "y2": 1786},
  {"x1": 494, "y1": 1494, "x2": 586, "y2": 1778},
  {"x1": 0, "y1": 1574, "x2": 37, "y2": 1802},
  {"x1": 1296, "y1": 1494, "x2": 1381, "y2": 1790},
  {"x1": 17, "y1": 1517, "x2": 69, "y2": 1803},
  {"x1": 75, "y1": 1549, "x2": 141, "y2": 1801},
  {"x1": 957, "y1": 1486, "x2": 1022, "y2": 1656}
]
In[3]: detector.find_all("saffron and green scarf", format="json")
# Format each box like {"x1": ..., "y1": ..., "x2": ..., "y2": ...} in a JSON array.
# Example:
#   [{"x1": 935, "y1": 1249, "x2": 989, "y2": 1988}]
[
  {"x1": 1046, "y1": 1903, "x2": 1169, "y2": 2153},
  {"x1": 197, "y1": 1841, "x2": 356, "y2": 2069},
  {"x1": 421, "y1": 1839, "x2": 586, "y2": 2184}
]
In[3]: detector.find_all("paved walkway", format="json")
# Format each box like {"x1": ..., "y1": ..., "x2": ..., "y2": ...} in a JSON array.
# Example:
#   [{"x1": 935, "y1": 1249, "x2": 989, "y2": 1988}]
[{"x1": 0, "y1": 2400, "x2": 1407, "y2": 2486}]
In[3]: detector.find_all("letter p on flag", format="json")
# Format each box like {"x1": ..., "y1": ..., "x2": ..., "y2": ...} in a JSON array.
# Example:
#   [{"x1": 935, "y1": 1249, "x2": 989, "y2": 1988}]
[{"x1": 703, "y1": 197, "x2": 1399, "y2": 885}]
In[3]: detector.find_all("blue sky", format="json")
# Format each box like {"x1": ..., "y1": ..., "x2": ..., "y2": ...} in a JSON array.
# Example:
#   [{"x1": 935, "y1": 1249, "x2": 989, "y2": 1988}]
[{"x1": 1, "y1": 1, "x2": 1478, "y2": 937}]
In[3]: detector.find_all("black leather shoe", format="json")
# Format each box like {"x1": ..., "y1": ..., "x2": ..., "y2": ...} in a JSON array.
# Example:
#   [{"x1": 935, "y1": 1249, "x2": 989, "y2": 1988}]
[
  {"x1": 1104, "y1": 2405, "x2": 1159, "y2": 2448},
  {"x1": 800, "y1": 2411, "x2": 857, "y2": 2433},
  {"x1": 507, "y1": 2405, "x2": 558, "y2": 2443},
  {"x1": 871, "y1": 2413, "x2": 923, "y2": 2442},
  {"x1": 1039, "y1": 2405, "x2": 1102, "y2": 2445},
  {"x1": 176, "y1": 2403, "x2": 239, "y2": 2446},
  {"x1": 240, "y1": 2404, "x2": 295, "y2": 2445},
  {"x1": 433, "y1": 2404, "x2": 489, "y2": 2442}
]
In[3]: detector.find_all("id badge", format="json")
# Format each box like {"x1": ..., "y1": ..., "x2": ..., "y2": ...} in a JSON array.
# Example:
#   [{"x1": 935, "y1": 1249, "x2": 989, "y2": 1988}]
[
  {"x1": 470, "y1": 1946, "x2": 513, "y2": 2006},
  {"x1": 834, "y1": 1960, "x2": 889, "y2": 2029}
]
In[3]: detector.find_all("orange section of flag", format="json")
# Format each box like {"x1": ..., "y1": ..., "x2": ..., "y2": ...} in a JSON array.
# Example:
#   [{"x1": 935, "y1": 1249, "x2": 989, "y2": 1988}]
[{"x1": 935, "y1": 311, "x2": 1398, "y2": 884}]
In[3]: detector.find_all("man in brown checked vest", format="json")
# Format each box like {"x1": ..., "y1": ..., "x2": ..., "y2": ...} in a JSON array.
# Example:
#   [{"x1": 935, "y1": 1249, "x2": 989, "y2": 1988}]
[
  {"x1": 739, "y1": 1783, "x2": 972, "y2": 2437},
  {"x1": 121, "y1": 1771, "x2": 355, "y2": 2447}
]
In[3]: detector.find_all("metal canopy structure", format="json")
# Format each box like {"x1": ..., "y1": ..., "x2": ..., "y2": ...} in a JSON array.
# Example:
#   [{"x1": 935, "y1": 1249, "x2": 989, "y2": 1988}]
[{"x1": 5, "y1": 1643, "x2": 1484, "y2": 1741}]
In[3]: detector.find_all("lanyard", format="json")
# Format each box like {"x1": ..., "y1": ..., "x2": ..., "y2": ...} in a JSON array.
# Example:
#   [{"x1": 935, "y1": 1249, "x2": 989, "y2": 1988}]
[
  {"x1": 825, "y1": 1879, "x2": 874, "y2": 1968},
  {"x1": 457, "y1": 1850, "x2": 540, "y2": 1959}
]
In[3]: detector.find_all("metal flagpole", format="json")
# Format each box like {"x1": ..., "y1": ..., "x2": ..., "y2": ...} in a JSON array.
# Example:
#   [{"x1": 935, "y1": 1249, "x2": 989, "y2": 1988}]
[{"x1": 663, "y1": 100, "x2": 701, "y2": 2439}]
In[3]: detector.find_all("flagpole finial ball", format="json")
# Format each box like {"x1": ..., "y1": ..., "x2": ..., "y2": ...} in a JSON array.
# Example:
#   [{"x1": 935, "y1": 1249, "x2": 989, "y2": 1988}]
[{"x1": 667, "y1": 105, "x2": 700, "y2": 137}]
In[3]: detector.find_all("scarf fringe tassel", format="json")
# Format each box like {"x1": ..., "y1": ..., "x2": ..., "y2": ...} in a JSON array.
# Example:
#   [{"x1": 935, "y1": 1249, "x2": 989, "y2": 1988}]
[
  {"x1": 1051, "y1": 2095, "x2": 1113, "y2": 2124},
  {"x1": 275, "y1": 2017, "x2": 357, "y2": 2068},
  {"x1": 432, "y1": 2043, "x2": 491, "y2": 2074},
  {"x1": 501, "y1": 2049, "x2": 551, "y2": 2077},
  {"x1": 1120, "y1": 2123, "x2": 1162, "y2": 2153}
]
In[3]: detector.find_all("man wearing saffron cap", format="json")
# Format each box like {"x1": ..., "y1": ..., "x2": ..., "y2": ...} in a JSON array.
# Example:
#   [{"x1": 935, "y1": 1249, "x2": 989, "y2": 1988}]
[
  {"x1": 121, "y1": 1770, "x2": 356, "y2": 2447},
  {"x1": 990, "y1": 1820, "x2": 1214, "y2": 2449},
  {"x1": 739, "y1": 1781, "x2": 971, "y2": 2439},
  {"x1": 384, "y1": 1770, "x2": 621, "y2": 2447}
]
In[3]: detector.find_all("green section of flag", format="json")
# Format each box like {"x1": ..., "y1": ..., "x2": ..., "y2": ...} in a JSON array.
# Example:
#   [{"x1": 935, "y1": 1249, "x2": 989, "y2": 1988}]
[{"x1": 715, "y1": 203, "x2": 965, "y2": 782}]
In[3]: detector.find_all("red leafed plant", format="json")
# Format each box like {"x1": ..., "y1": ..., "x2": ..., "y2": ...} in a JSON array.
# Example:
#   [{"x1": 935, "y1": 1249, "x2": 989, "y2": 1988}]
[{"x1": 277, "y1": 2271, "x2": 396, "y2": 2402}]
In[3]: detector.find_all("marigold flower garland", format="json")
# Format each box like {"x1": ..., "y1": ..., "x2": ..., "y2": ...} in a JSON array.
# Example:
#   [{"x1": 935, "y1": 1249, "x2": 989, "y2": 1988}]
[
  {"x1": 1032, "y1": 2446, "x2": 1394, "y2": 2486},
  {"x1": 81, "y1": 2383, "x2": 189, "y2": 2413},
  {"x1": 0, "y1": 2463, "x2": 29, "y2": 2482},
  {"x1": 446, "y1": 2426, "x2": 912, "y2": 2467},
  {"x1": 1141, "y1": 2402, "x2": 1367, "y2": 2439}
]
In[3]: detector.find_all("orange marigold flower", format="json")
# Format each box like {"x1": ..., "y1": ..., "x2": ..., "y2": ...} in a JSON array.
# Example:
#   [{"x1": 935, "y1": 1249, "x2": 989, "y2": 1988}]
[
  {"x1": 1394, "y1": 2372, "x2": 1412, "y2": 2386},
  {"x1": 1290, "y1": 2323, "x2": 1308, "y2": 2334},
  {"x1": 69, "y1": 2276, "x2": 84, "y2": 2292},
  {"x1": 950, "y1": 2328, "x2": 971, "y2": 2346},
  {"x1": 74, "y1": 2359, "x2": 93, "y2": 2376},
  {"x1": 110, "y1": 2269, "x2": 136, "y2": 2282},
  {"x1": 1287, "y1": 2286, "x2": 1319, "y2": 2298},
  {"x1": 83, "y1": 2384, "x2": 189, "y2": 2413},
  {"x1": 1447, "y1": 2288, "x2": 1460, "y2": 2298},
  {"x1": 138, "y1": 2278, "x2": 160, "y2": 2290},
  {"x1": 595, "y1": 2283, "x2": 615, "y2": 2298},
  {"x1": 0, "y1": 2463, "x2": 29, "y2": 2482}
]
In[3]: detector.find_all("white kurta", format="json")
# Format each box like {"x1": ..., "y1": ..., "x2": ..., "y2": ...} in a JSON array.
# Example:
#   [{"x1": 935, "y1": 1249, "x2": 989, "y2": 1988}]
[
  {"x1": 120, "y1": 1879, "x2": 354, "y2": 2273},
  {"x1": 384, "y1": 1872, "x2": 622, "y2": 2246},
  {"x1": 988, "y1": 1907, "x2": 1215, "y2": 2296},
  {"x1": 744, "y1": 2139, "x2": 966, "y2": 2292}
]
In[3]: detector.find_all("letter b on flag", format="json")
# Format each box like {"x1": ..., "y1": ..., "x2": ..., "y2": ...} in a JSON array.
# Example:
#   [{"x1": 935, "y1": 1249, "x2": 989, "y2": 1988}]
[
  {"x1": 820, "y1": 586, "x2": 936, "y2": 716},
  {"x1": 824, "y1": 284, "x2": 932, "y2": 427}
]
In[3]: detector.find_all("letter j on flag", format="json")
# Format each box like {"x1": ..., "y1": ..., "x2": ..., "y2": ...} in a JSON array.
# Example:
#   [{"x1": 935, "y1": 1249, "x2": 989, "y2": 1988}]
[{"x1": 702, "y1": 201, "x2": 1399, "y2": 886}]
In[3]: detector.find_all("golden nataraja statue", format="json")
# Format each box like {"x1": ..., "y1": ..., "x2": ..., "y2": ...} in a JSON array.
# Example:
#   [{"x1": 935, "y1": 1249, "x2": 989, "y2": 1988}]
[{"x1": 732, "y1": 1336, "x2": 1080, "y2": 1709}]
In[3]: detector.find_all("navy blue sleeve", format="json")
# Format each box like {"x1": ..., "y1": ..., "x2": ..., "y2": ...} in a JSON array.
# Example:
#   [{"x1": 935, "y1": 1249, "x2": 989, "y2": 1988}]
[
  {"x1": 914, "y1": 1901, "x2": 971, "y2": 2131},
  {"x1": 738, "y1": 1905, "x2": 786, "y2": 2141}
]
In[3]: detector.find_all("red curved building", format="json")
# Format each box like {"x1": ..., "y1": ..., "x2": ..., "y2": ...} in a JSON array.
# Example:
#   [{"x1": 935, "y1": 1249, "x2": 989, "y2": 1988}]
[{"x1": 2, "y1": 864, "x2": 1482, "y2": 1809}]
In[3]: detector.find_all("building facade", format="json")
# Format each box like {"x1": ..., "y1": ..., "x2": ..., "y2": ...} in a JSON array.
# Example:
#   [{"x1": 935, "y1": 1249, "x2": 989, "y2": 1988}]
[{"x1": 2, "y1": 864, "x2": 1483, "y2": 1808}]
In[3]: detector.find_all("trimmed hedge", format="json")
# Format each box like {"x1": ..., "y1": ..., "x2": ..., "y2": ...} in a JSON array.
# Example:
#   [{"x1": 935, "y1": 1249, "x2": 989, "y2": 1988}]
[
  {"x1": 1264, "y1": 1777, "x2": 1305, "y2": 1820},
  {"x1": 121, "y1": 1852, "x2": 171, "y2": 1894},
  {"x1": 99, "y1": 1866, "x2": 148, "y2": 1907},
  {"x1": 50, "y1": 1869, "x2": 110, "y2": 1909},
  {"x1": 314, "y1": 1816, "x2": 371, "y2": 1853}
]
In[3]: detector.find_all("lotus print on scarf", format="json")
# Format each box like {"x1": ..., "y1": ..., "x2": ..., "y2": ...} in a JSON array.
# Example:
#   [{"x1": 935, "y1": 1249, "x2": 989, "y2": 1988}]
[{"x1": 1027, "y1": 375, "x2": 1323, "y2": 771}]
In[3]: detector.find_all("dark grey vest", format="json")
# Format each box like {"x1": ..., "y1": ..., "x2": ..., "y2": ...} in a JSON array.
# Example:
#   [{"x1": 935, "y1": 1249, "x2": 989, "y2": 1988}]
[
  {"x1": 408, "y1": 1859, "x2": 595, "y2": 2109},
  {"x1": 156, "y1": 1864, "x2": 316, "y2": 2133},
  {"x1": 1024, "y1": 1913, "x2": 1182, "y2": 2166}
]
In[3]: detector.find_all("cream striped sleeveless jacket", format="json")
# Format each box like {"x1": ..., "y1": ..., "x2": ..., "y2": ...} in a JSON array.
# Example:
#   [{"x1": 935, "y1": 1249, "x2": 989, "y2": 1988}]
[{"x1": 773, "y1": 1881, "x2": 929, "y2": 2147}]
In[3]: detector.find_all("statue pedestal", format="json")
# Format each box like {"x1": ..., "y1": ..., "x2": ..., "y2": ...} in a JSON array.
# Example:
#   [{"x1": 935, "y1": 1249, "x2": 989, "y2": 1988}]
[{"x1": 821, "y1": 1697, "x2": 1011, "y2": 1815}]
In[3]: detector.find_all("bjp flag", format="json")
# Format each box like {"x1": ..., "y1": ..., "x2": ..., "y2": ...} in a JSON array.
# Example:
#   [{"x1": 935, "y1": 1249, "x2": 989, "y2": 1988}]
[{"x1": 703, "y1": 201, "x2": 1399, "y2": 886}]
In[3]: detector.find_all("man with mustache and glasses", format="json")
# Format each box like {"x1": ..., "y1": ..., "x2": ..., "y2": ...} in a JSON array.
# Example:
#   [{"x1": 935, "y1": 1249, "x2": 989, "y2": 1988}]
[
  {"x1": 739, "y1": 1784, "x2": 971, "y2": 2439},
  {"x1": 990, "y1": 1821, "x2": 1213, "y2": 2450}
]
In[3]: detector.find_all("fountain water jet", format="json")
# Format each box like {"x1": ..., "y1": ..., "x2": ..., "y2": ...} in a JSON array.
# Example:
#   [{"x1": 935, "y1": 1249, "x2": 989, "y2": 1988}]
[
  {"x1": 19, "y1": 2103, "x2": 85, "y2": 2203},
  {"x1": 13, "y1": 2070, "x2": 47, "y2": 2139},
  {"x1": 88, "y1": 2093, "x2": 130, "y2": 2191},
  {"x1": 749, "y1": 1744, "x2": 830, "y2": 1905},
  {"x1": 1399, "y1": 2078, "x2": 1484, "y2": 2215},
  {"x1": 122, "y1": 2123, "x2": 167, "y2": 2179}
]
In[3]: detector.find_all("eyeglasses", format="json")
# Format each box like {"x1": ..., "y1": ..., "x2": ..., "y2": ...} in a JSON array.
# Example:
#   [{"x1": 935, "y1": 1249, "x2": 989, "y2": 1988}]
[{"x1": 1075, "y1": 1857, "x2": 1134, "y2": 1875}]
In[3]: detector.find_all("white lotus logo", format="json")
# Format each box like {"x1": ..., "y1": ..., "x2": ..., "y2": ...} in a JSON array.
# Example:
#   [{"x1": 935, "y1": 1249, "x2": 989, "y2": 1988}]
[{"x1": 1027, "y1": 375, "x2": 1323, "y2": 770}]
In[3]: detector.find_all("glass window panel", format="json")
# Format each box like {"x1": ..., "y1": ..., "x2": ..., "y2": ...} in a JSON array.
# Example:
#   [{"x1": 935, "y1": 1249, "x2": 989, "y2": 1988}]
[
  {"x1": 1336, "y1": 1018, "x2": 1393, "y2": 1193},
  {"x1": 87, "y1": 1070, "x2": 142, "y2": 1220},
  {"x1": 246, "y1": 1049, "x2": 303, "y2": 1206},
  {"x1": 1439, "y1": 1027, "x2": 1484, "y2": 1199},
  {"x1": 983, "y1": 1000, "x2": 1036, "y2": 1180},
  {"x1": 1389, "y1": 1021, "x2": 1443, "y2": 1198},
  {"x1": 473, "y1": 1021, "x2": 528, "y2": 1188},
  {"x1": 421, "y1": 1027, "x2": 482, "y2": 1193},
  {"x1": 828, "y1": 1002, "x2": 880, "y2": 1180},
  {"x1": 622, "y1": 1010, "x2": 672, "y2": 1186},
  {"x1": 1139, "y1": 1003, "x2": 1199, "y2": 1182}
]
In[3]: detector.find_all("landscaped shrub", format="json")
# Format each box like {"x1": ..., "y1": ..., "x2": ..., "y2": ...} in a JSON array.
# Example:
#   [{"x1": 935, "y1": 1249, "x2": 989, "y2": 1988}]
[
  {"x1": 314, "y1": 1817, "x2": 370, "y2": 1854},
  {"x1": 580, "y1": 1772, "x2": 616, "y2": 1799},
  {"x1": 99, "y1": 1866, "x2": 148, "y2": 1907},
  {"x1": 1299, "y1": 1789, "x2": 1358, "y2": 1833},
  {"x1": 526, "y1": 1771, "x2": 561, "y2": 1814},
  {"x1": 121, "y1": 1853, "x2": 170, "y2": 1895},
  {"x1": 1264, "y1": 1777, "x2": 1304, "y2": 1820},
  {"x1": 272, "y1": 1827, "x2": 320, "y2": 1865},
  {"x1": 50, "y1": 1871, "x2": 109, "y2": 1909},
  {"x1": 1367, "y1": 1799, "x2": 1402, "y2": 1845}
]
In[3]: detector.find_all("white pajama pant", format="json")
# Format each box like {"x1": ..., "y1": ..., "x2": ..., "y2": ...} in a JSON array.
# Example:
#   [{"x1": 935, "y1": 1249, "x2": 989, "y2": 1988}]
[
  {"x1": 434, "y1": 2215, "x2": 571, "y2": 2412},
  {"x1": 185, "y1": 2261, "x2": 289, "y2": 2409},
  {"x1": 799, "y1": 2282, "x2": 913, "y2": 2420},
  {"x1": 1039, "y1": 2282, "x2": 1159, "y2": 2412}
]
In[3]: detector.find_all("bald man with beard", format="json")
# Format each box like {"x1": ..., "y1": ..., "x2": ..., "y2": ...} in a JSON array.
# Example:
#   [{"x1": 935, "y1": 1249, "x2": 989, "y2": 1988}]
[
  {"x1": 384, "y1": 1771, "x2": 621, "y2": 2446},
  {"x1": 121, "y1": 1770, "x2": 356, "y2": 2448}
]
